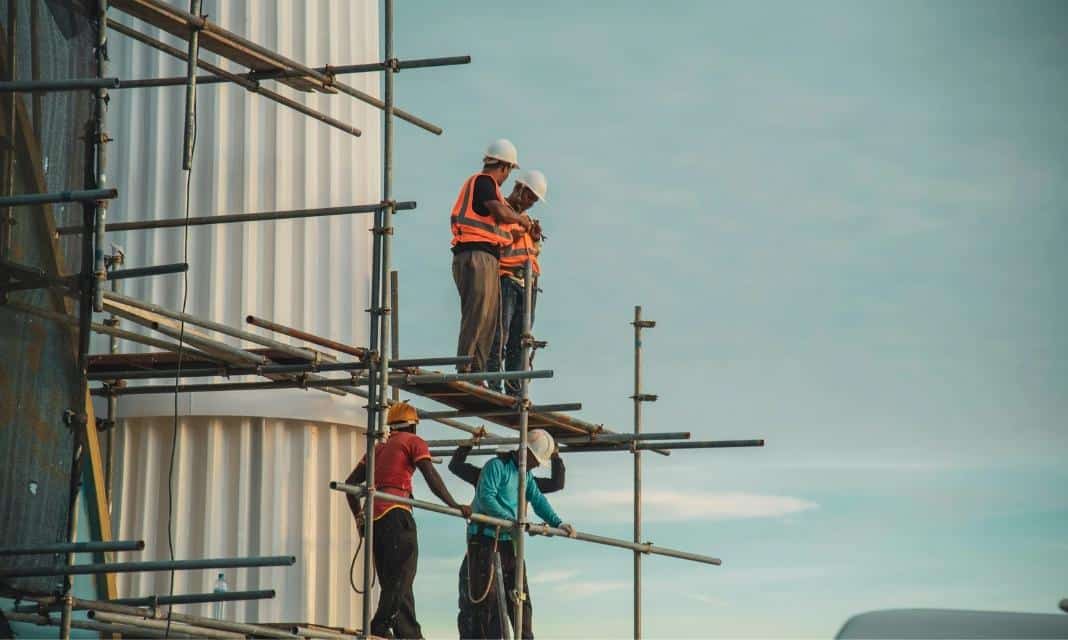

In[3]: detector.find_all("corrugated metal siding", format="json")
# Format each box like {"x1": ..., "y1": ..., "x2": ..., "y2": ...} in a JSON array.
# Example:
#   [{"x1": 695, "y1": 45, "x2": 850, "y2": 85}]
[
  {"x1": 111, "y1": 415, "x2": 368, "y2": 627},
  {"x1": 99, "y1": 0, "x2": 380, "y2": 626},
  {"x1": 102, "y1": 0, "x2": 378, "y2": 424}
]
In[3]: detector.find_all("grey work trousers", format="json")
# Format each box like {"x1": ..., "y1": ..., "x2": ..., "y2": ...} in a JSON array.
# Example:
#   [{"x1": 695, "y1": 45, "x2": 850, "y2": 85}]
[{"x1": 452, "y1": 249, "x2": 501, "y2": 373}]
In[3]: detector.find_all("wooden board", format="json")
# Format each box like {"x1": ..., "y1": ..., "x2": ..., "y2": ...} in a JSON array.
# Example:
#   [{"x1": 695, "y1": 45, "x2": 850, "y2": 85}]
[{"x1": 111, "y1": 0, "x2": 335, "y2": 93}]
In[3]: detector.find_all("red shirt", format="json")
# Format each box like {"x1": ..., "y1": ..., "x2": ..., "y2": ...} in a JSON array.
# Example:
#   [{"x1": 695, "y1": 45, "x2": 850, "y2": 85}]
[{"x1": 359, "y1": 431, "x2": 431, "y2": 520}]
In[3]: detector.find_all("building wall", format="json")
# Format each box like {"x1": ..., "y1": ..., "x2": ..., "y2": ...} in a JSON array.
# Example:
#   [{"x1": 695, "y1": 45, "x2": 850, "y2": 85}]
[
  {"x1": 102, "y1": 0, "x2": 381, "y2": 627},
  {"x1": 103, "y1": 0, "x2": 379, "y2": 424},
  {"x1": 110, "y1": 416, "x2": 367, "y2": 627}
]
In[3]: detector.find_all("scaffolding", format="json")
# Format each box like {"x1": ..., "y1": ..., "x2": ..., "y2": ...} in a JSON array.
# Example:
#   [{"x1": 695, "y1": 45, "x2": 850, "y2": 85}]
[{"x1": 0, "y1": 1, "x2": 765, "y2": 638}]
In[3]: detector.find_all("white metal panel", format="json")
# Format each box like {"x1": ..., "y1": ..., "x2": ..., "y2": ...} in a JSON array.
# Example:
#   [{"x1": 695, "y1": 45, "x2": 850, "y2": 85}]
[
  {"x1": 111, "y1": 415, "x2": 368, "y2": 628},
  {"x1": 103, "y1": 0, "x2": 380, "y2": 425}
]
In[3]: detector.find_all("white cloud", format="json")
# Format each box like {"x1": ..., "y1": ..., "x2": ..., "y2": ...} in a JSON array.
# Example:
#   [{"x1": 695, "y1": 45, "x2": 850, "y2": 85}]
[
  {"x1": 556, "y1": 580, "x2": 629, "y2": 598},
  {"x1": 552, "y1": 490, "x2": 817, "y2": 523},
  {"x1": 530, "y1": 569, "x2": 579, "y2": 585}
]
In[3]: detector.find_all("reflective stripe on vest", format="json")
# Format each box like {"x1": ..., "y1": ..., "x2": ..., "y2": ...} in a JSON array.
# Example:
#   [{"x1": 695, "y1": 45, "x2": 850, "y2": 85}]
[
  {"x1": 499, "y1": 224, "x2": 541, "y2": 274},
  {"x1": 450, "y1": 173, "x2": 512, "y2": 246}
]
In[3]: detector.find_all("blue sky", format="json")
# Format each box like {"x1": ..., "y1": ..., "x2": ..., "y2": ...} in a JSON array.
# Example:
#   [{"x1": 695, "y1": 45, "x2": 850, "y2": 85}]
[{"x1": 381, "y1": 1, "x2": 1067, "y2": 637}]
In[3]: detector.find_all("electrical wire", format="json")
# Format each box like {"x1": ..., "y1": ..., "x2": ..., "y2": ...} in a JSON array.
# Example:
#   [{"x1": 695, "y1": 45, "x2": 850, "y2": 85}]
[{"x1": 164, "y1": 83, "x2": 197, "y2": 640}]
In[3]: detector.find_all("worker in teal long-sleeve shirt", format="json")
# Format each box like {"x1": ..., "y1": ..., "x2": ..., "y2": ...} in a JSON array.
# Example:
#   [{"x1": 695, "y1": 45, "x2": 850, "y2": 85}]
[{"x1": 464, "y1": 429, "x2": 575, "y2": 639}]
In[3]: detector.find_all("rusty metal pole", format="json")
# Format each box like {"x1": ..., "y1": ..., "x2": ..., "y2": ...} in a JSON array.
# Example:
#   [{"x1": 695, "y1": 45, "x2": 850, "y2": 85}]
[
  {"x1": 91, "y1": 0, "x2": 110, "y2": 312},
  {"x1": 2, "y1": 0, "x2": 16, "y2": 258},
  {"x1": 632, "y1": 305, "x2": 656, "y2": 640},
  {"x1": 390, "y1": 270, "x2": 399, "y2": 403},
  {"x1": 181, "y1": 0, "x2": 202, "y2": 170},
  {"x1": 513, "y1": 259, "x2": 534, "y2": 640}
]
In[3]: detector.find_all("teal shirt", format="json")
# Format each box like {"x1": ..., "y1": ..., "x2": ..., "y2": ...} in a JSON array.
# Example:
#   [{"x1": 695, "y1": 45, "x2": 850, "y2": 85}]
[{"x1": 469, "y1": 455, "x2": 563, "y2": 540}]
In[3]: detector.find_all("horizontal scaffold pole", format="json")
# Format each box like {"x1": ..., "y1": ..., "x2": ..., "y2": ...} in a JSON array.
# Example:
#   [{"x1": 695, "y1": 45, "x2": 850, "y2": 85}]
[
  {"x1": 110, "y1": 1, "x2": 443, "y2": 134},
  {"x1": 0, "y1": 188, "x2": 117, "y2": 208},
  {"x1": 106, "y1": 19, "x2": 361, "y2": 138},
  {"x1": 5, "y1": 300, "x2": 213, "y2": 359},
  {"x1": 0, "y1": 540, "x2": 144, "y2": 556},
  {"x1": 107, "y1": 262, "x2": 188, "y2": 280},
  {"x1": 87, "y1": 356, "x2": 468, "y2": 381},
  {"x1": 16, "y1": 589, "x2": 275, "y2": 612},
  {"x1": 329, "y1": 483, "x2": 721, "y2": 566},
  {"x1": 114, "y1": 56, "x2": 472, "y2": 89},
  {"x1": 0, "y1": 77, "x2": 121, "y2": 92},
  {"x1": 422, "y1": 431, "x2": 691, "y2": 448},
  {"x1": 92, "y1": 369, "x2": 553, "y2": 396},
  {"x1": 418, "y1": 402, "x2": 582, "y2": 420},
  {"x1": 0, "y1": 555, "x2": 295, "y2": 579},
  {"x1": 428, "y1": 439, "x2": 765, "y2": 457},
  {"x1": 19, "y1": 596, "x2": 299, "y2": 640},
  {"x1": 110, "y1": 589, "x2": 276, "y2": 608},
  {"x1": 55, "y1": 201, "x2": 416, "y2": 235},
  {"x1": 2, "y1": 611, "x2": 174, "y2": 640},
  {"x1": 89, "y1": 611, "x2": 243, "y2": 640}
]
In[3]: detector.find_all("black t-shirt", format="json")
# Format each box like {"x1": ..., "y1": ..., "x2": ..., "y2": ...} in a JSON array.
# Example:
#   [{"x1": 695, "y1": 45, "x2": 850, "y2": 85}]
[{"x1": 471, "y1": 175, "x2": 499, "y2": 217}]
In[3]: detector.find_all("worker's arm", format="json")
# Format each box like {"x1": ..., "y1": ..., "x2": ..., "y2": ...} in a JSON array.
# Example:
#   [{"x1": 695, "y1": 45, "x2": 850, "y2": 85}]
[
  {"x1": 475, "y1": 458, "x2": 515, "y2": 521},
  {"x1": 344, "y1": 462, "x2": 366, "y2": 521},
  {"x1": 416, "y1": 459, "x2": 472, "y2": 518},
  {"x1": 535, "y1": 449, "x2": 566, "y2": 494},
  {"x1": 525, "y1": 475, "x2": 563, "y2": 528},
  {"x1": 448, "y1": 445, "x2": 482, "y2": 487},
  {"x1": 485, "y1": 199, "x2": 532, "y2": 230}
]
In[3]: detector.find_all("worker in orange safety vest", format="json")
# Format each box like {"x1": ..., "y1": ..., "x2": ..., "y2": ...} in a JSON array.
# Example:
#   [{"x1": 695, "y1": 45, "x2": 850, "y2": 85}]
[
  {"x1": 450, "y1": 139, "x2": 534, "y2": 374},
  {"x1": 487, "y1": 169, "x2": 548, "y2": 394}
]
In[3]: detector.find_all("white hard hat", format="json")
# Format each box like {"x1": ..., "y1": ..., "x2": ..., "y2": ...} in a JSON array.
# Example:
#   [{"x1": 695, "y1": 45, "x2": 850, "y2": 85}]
[
  {"x1": 527, "y1": 429, "x2": 555, "y2": 466},
  {"x1": 484, "y1": 139, "x2": 519, "y2": 168},
  {"x1": 515, "y1": 169, "x2": 548, "y2": 202}
]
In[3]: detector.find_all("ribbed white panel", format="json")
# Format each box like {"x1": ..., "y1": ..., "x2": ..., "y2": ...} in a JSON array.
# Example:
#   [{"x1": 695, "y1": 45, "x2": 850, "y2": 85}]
[
  {"x1": 104, "y1": 0, "x2": 380, "y2": 424},
  {"x1": 111, "y1": 416, "x2": 368, "y2": 628},
  {"x1": 101, "y1": 1, "x2": 381, "y2": 628}
]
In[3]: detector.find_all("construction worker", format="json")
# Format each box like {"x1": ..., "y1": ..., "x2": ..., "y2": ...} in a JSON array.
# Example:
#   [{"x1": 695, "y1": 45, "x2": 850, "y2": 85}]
[
  {"x1": 464, "y1": 429, "x2": 576, "y2": 639},
  {"x1": 343, "y1": 403, "x2": 472, "y2": 639},
  {"x1": 451, "y1": 139, "x2": 534, "y2": 374},
  {"x1": 487, "y1": 169, "x2": 548, "y2": 394},
  {"x1": 450, "y1": 440, "x2": 565, "y2": 638}
]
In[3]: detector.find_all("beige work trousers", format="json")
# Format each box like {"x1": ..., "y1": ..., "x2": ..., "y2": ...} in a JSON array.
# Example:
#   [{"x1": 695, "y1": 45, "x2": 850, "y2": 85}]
[{"x1": 452, "y1": 250, "x2": 501, "y2": 373}]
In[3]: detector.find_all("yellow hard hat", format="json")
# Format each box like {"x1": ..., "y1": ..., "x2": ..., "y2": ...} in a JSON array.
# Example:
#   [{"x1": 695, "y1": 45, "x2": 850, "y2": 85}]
[{"x1": 387, "y1": 402, "x2": 419, "y2": 426}]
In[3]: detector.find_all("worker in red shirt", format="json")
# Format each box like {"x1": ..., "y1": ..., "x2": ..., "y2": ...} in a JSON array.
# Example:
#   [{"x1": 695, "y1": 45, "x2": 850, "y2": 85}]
[{"x1": 344, "y1": 403, "x2": 471, "y2": 639}]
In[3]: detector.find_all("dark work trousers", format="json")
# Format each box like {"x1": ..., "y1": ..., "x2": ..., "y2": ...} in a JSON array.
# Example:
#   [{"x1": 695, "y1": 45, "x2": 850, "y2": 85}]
[
  {"x1": 465, "y1": 535, "x2": 533, "y2": 639},
  {"x1": 371, "y1": 509, "x2": 423, "y2": 639},
  {"x1": 452, "y1": 250, "x2": 501, "y2": 373},
  {"x1": 457, "y1": 554, "x2": 476, "y2": 639},
  {"x1": 487, "y1": 275, "x2": 538, "y2": 394}
]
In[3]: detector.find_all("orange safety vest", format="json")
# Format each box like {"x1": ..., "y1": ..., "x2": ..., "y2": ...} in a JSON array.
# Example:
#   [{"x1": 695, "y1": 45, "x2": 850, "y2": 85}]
[
  {"x1": 450, "y1": 173, "x2": 513, "y2": 247},
  {"x1": 499, "y1": 223, "x2": 541, "y2": 275}
]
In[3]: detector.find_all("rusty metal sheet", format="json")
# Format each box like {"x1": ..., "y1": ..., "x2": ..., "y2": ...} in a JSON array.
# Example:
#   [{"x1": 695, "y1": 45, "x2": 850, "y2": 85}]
[{"x1": 0, "y1": 0, "x2": 92, "y2": 595}]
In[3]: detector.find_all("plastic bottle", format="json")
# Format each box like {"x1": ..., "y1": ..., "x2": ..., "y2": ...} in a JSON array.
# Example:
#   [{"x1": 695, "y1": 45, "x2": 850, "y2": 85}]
[{"x1": 212, "y1": 572, "x2": 228, "y2": 620}]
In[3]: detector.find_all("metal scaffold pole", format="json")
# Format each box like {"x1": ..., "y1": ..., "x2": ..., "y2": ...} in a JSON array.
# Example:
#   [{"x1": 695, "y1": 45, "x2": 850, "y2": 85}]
[
  {"x1": 632, "y1": 305, "x2": 656, "y2": 640},
  {"x1": 513, "y1": 259, "x2": 534, "y2": 640},
  {"x1": 92, "y1": 0, "x2": 110, "y2": 313}
]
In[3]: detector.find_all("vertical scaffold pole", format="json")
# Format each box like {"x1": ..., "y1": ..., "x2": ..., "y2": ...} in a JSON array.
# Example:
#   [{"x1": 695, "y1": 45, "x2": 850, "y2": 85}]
[
  {"x1": 361, "y1": 1, "x2": 395, "y2": 636},
  {"x1": 632, "y1": 306, "x2": 655, "y2": 640},
  {"x1": 91, "y1": 0, "x2": 109, "y2": 312},
  {"x1": 513, "y1": 259, "x2": 534, "y2": 640}
]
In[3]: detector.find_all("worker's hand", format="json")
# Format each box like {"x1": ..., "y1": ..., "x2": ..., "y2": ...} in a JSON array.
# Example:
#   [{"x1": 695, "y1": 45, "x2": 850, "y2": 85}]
[
  {"x1": 458, "y1": 504, "x2": 473, "y2": 520},
  {"x1": 559, "y1": 523, "x2": 577, "y2": 538},
  {"x1": 531, "y1": 219, "x2": 543, "y2": 241},
  {"x1": 518, "y1": 213, "x2": 533, "y2": 232}
]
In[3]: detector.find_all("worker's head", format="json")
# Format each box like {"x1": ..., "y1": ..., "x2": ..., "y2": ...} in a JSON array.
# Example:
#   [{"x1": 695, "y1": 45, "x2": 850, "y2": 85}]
[
  {"x1": 509, "y1": 169, "x2": 548, "y2": 212},
  {"x1": 386, "y1": 402, "x2": 420, "y2": 434},
  {"x1": 524, "y1": 429, "x2": 555, "y2": 469},
  {"x1": 483, "y1": 138, "x2": 519, "y2": 185}
]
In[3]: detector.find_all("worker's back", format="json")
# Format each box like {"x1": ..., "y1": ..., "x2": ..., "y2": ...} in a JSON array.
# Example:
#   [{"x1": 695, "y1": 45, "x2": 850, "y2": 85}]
[{"x1": 369, "y1": 430, "x2": 431, "y2": 518}]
